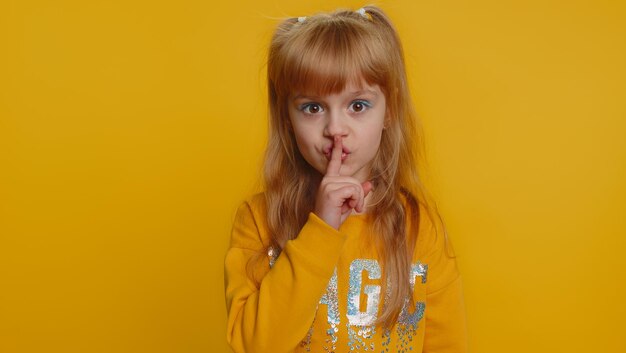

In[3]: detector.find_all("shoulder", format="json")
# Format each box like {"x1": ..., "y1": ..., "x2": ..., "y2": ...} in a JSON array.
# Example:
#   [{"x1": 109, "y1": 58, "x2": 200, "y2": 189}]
[
  {"x1": 230, "y1": 192, "x2": 271, "y2": 251},
  {"x1": 234, "y1": 192, "x2": 267, "y2": 219},
  {"x1": 411, "y1": 200, "x2": 462, "y2": 292},
  {"x1": 396, "y1": 190, "x2": 438, "y2": 258},
  {"x1": 409, "y1": 197, "x2": 456, "y2": 261}
]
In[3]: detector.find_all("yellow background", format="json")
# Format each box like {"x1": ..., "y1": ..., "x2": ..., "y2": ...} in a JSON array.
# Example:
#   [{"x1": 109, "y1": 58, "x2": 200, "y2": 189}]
[{"x1": 1, "y1": 0, "x2": 625, "y2": 352}]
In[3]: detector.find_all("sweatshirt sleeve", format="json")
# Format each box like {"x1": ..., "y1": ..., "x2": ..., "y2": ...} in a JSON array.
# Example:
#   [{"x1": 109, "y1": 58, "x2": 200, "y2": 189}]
[
  {"x1": 224, "y1": 200, "x2": 347, "y2": 353},
  {"x1": 422, "y1": 220, "x2": 469, "y2": 353}
]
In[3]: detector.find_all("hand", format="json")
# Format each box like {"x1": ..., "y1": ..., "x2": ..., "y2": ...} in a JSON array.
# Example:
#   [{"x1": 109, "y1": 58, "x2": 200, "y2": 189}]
[{"x1": 314, "y1": 136, "x2": 373, "y2": 230}]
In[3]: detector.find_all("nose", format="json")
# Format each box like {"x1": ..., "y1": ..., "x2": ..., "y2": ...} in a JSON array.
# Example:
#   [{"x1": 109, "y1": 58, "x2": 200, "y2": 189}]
[{"x1": 323, "y1": 109, "x2": 349, "y2": 138}]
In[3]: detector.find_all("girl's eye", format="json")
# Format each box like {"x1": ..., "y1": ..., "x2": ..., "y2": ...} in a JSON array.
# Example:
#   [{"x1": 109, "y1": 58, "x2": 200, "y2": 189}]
[
  {"x1": 300, "y1": 103, "x2": 324, "y2": 114},
  {"x1": 349, "y1": 100, "x2": 372, "y2": 113}
]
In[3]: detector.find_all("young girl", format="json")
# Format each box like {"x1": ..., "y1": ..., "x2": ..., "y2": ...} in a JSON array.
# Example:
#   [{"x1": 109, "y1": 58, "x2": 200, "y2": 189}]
[{"x1": 225, "y1": 6, "x2": 467, "y2": 353}]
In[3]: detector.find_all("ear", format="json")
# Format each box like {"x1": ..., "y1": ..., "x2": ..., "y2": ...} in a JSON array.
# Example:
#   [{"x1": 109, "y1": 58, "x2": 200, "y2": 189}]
[{"x1": 383, "y1": 114, "x2": 391, "y2": 130}]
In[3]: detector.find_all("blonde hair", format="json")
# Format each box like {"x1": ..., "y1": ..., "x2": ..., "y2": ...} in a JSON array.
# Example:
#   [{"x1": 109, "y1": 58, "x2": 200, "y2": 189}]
[{"x1": 262, "y1": 6, "x2": 446, "y2": 328}]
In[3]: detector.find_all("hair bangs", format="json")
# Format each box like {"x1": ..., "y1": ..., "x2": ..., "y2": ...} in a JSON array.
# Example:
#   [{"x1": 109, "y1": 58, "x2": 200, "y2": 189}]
[{"x1": 275, "y1": 17, "x2": 389, "y2": 98}]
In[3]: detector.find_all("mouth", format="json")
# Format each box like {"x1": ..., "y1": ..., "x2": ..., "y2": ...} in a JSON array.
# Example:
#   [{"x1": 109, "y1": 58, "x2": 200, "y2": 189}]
[{"x1": 323, "y1": 145, "x2": 351, "y2": 162}]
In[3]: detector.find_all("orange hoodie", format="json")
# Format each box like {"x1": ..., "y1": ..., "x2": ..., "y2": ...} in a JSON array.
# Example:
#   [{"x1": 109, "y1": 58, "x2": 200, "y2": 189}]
[{"x1": 224, "y1": 193, "x2": 468, "y2": 353}]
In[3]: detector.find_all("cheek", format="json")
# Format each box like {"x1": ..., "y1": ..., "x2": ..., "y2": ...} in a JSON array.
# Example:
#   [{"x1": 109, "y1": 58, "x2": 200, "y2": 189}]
[
  {"x1": 292, "y1": 128, "x2": 308, "y2": 147},
  {"x1": 292, "y1": 128, "x2": 317, "y2": 159},
  {"x1": 293, "y1": 137, "x2": 307, "y2": 157},
  {"x1": 365, "y1": 126, "x2": 385, "y2": 158},
  {"x1": 368, "y1": 123, "x2": 385, "y2": 145}
]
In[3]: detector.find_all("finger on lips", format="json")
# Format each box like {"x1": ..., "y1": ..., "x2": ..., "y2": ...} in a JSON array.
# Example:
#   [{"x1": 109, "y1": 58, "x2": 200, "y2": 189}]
[
  {"x1": 321, "y1": 136, "x2": 375, "y2": 220},
  {"x1": 326, "y1": 135, "x2": 343, "y2": 176}
]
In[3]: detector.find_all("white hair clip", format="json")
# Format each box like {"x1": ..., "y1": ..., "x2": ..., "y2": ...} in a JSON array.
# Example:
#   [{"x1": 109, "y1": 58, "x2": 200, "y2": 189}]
[
  {"x1": 297, "y1": 16, "x2": 306, "y2": 23},
  {"x1": 356, "y1": 8, "x2": 368, "y2": 18}
]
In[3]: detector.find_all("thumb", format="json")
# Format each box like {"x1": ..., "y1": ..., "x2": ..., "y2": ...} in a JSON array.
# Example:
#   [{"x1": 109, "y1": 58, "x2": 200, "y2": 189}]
[{"x1": 362, "y1": 181, "x2": 373, "y2": 198}]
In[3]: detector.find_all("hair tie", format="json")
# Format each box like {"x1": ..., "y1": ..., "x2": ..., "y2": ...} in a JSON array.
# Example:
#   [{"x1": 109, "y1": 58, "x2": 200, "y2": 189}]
[
  {"x1": 356, "y1": 8, "x2": 370, "y2": 19},
  {"x1": 298, "y1": 9, "x2": 369, "y2": 23}
]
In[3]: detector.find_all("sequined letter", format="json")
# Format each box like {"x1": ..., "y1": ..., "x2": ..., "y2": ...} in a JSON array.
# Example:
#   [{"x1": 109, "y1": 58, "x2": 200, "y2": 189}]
[
  {"x1": 347, "y1": 259, "x2": 381, "y2": 326},
  {"x1": 398, "y1": 263, "x2": 428, "y2": 325},
  {"x1": 319, "y1": 268, "x2": 340, "y2": 326}
]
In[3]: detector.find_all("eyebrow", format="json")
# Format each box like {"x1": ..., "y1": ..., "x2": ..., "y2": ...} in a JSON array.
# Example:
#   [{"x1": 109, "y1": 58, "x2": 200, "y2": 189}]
[{"x1": 292, "y1": 89, "x2": 379, "y2": 100}]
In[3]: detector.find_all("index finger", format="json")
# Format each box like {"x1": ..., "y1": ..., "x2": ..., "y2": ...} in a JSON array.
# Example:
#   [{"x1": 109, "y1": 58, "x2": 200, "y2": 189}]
[{"x1": 326, "y1": 135, "x2": 343, "y2": 176}]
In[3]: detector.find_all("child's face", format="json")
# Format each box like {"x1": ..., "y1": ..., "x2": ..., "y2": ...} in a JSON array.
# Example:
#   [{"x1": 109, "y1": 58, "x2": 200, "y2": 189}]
[{"x1": 288, "y1": 81, "x2": 386, "y2": 182}]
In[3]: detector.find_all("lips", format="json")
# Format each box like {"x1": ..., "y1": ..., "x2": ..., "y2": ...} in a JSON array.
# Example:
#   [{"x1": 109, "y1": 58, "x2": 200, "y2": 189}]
[
  {"x1": 323, "y1": 144, "x2": 351, "y2": 161},
  {"x1": 324, "y1": 151, "x2": 349, "y2": 161}
]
